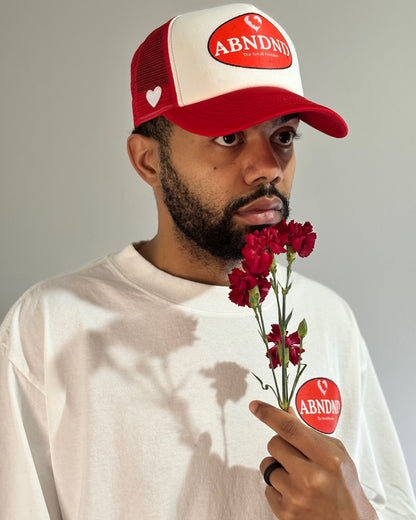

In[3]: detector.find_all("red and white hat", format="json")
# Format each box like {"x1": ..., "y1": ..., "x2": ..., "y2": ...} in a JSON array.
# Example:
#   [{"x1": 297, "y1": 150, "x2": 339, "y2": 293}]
[{"x1": 130, "y1": 3, "x2": 348, "y2": 137}]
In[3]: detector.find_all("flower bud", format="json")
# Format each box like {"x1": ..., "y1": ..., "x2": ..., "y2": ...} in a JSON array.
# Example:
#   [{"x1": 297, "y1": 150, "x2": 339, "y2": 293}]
[
  {"x1": 286, "y1": 246, "x2": 296, "y2": 265},
  {"x1": 297, "y1": 318, "x2": 308, "y2": 339},
  {"x1": 248, "y1": 286, "x2": 261, "y2": 308},
  {"x1": 269, "y1": 256, "x2": 277, "y2": 276}
]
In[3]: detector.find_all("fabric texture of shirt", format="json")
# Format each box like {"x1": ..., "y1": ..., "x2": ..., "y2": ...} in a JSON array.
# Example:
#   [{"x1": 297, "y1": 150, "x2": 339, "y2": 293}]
[{"x1": 1, "y1": 244, "x2": 415, "y2": 519}]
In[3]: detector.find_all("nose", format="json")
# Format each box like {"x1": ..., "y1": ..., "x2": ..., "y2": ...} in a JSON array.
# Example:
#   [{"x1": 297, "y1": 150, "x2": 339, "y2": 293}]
[{"x1": 241, "y1": 137, "x2": 282, "y2": 186}]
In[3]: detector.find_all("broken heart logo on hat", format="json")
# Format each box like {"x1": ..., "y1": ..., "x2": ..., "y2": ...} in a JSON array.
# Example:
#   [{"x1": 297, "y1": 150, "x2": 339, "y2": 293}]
[
  {"x1": 295, "y1": 378, "x2": 342, "y2": 434},
  {"x1": 244, "y1": 14, "x2": 262, "y2": 31},
  {"x1": 208, "y1": 13, "x2": 292, "y2": 69}
]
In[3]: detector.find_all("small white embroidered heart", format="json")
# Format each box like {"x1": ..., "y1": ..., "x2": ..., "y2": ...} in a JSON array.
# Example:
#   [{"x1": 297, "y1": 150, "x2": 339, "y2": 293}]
[
  {"x1": 317, "y1": 379, "x2": 328, "y2": 396},
  {"x1": 146, "y1": 86, "x2": 162, "y2": 108},
  {"x1": 244, "y1": 14, "x2": 262, "y2": 32}
]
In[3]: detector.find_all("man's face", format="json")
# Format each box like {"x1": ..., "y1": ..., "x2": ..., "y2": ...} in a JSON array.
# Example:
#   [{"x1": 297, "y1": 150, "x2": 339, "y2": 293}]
[{"x1": 158, "y1": 116, "x2": 299, "y2": 260}]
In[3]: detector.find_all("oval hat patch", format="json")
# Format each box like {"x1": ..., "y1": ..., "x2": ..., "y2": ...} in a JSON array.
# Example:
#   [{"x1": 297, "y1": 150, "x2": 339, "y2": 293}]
[
  {"x1": 208, "y1": 13, "x2": 292, "y2": 69},
  {"x1": 295, "y1": 378, "x2": 342, "y2": 434}
]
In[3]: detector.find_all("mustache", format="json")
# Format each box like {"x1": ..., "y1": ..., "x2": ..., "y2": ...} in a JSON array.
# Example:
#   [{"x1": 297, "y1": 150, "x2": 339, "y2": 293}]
[{"x1": 223, "y1": 184, "x2": 290, "y2": 221}]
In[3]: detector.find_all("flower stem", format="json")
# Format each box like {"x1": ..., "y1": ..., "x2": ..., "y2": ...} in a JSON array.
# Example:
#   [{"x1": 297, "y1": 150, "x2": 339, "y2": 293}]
[
  {"x1": 280, "y1": 262, "x2": 294, "y2": 410},
  {"x1": 270, "y1": 269, "x2": 282, "y2": 327},
  {"x1": 254, "y1": 306, "x2": 282, "y2": 406},
  {"x1": 288, "y1": 363, "x2": 307, "y2": 404}
]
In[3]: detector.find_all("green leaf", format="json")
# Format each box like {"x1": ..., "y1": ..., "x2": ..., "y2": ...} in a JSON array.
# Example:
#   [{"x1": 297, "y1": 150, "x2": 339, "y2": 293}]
[
  {"x1": 285, "y1": 309, "x2": 294, "y2": 328},
  {"x1": 251, "y1": 372, "x2": 278, "y2": 399},
  {"x1": 282, "y1": 282, "x2": 292, "y2": 296}
]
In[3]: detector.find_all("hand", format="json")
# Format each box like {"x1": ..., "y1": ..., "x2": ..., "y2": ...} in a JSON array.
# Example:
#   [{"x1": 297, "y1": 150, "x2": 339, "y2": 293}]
[{"x1": 249, "y1": 401, "x2": 378, "y2": 520}]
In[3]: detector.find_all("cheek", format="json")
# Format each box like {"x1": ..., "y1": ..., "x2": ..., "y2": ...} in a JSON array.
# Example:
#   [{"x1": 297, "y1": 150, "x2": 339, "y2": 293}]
[
  {"x1": 195, "y1": 176, "x2": 239, "y2": 217},
  {"x1": 283, "y1": 155, "x2": 296, "y2": 190},
  {"x1": 200, "y1": 180, "x2": 229, "y2": 206}
]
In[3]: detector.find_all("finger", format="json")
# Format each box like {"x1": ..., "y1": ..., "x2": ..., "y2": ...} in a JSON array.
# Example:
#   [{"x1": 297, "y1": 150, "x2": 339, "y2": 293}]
[
  {"x1": 288, "y1": 406, "x2": 297, "y2": 417},
  {"x1": 267, "y1": 433, "x2": 307, "y2": 472},
  {"x1": 250, "y1": 400, "x2": 324, "y2": 461},
  {"x1": 265, "y1": 479, "x2": 284, "y2": 517}
]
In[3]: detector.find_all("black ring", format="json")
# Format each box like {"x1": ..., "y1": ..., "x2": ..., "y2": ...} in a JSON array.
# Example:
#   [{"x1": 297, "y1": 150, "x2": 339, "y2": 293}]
[{"x1": 263, "y1": 460, "x2": 282, "y2": 486}]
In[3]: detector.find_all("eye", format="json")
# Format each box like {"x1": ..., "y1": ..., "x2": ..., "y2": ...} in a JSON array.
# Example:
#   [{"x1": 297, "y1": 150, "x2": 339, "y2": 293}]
[
  {"x1": 272, "y1": 130, "x2": 300, "y2": 147},
  {"x1": 214, "y1": 133, "x2": 242, "y2": 147}
]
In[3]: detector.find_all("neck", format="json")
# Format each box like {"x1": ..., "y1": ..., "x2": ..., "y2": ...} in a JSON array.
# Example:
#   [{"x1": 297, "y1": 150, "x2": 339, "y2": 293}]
[{"x1": 135, "y1": 233, "x2": 240, "y2": 286}]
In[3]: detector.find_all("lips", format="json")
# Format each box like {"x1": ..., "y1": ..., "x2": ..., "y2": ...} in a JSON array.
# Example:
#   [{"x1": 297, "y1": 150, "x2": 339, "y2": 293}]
[{"x1": 235, "y1": 196, "x2": 284, "y2": 226}]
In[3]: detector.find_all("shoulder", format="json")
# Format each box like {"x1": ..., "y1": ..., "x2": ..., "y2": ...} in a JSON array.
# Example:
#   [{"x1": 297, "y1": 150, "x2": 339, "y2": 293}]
[
  {"x1": 0, "y1": 245, "x2": 146, "y2": 388},
  {"x1": 2, "y1": 245, "x2": 139, "y2": 317},
  {"x1": 0, "y1": 249, "x2": 126, "y2": 372},
  {"x1": 4, "y1": 252, "x2": 113, "y2": 312},
  {"x1": 288, "y1": 268, "x2": 361, "y2": 334},
  {"x1": 292, "y1": 268, "x2": 350, "y2": 306}
]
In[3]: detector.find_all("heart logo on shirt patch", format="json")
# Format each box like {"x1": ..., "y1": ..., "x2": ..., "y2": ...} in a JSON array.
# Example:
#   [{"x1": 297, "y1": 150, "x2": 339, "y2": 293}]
[
  {"x1": 295, "y1": 378, "x2": 342, "y2": 434},
  {"x1": 146, "y1": 86, "x2": 162, "y2": 108},
  {"x1": 317, "y1": 378, "x2": 328, "y2": 396}
]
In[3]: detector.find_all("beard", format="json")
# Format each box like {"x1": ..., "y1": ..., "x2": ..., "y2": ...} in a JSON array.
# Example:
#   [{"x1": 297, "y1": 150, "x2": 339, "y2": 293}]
[{"x1": 159, "y1": 146, "x2": 290, "y2": 261}]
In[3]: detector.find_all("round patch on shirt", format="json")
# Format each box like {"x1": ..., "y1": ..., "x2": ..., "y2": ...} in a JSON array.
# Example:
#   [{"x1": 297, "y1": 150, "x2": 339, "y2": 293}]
[{"x1": 295, "y1": 378, "x2": 342, "y2": 434}]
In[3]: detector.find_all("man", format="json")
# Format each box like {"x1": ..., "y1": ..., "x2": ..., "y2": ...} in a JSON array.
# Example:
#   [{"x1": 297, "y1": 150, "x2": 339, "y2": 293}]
[{"x1": 0, "y1": 3, "x2": 415, "y2": 519}]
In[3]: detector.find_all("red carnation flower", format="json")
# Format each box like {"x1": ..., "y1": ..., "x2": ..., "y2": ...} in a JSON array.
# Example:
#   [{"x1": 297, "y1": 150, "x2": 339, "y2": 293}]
[
  {"x1": 228, "y1": 268, "x2": 271, "y2": 307},
  {"x1": 258, "y1": 227, "x2": 287, "y2": 255},
  {"x1": 286, "y1": 331, "x2": 304, "y2": 365},
  {"x1": 267, "y1": 345, "x2": 282, "y2": 369},
  {"x1": 266, "y1": 324, "x2": 304, "y2": 367},
  {"x1": 274, "y1": 220, "x2": 316, "y2": 258},
  {"x1": 267, "y1": 323, "x2": 283, "y2": 344},
  {"x1": 227, "y1": 218, "x2": 314, "y2": 410},
  {"x1": 242, "y1": 244, "x2": 273, "y2": 276},
  {"x1": 288, "y1": 220, "x2": 316, "y2": 258},
  {"x1": 242, "y1": 228, "x2": 287, "y2": 276}
]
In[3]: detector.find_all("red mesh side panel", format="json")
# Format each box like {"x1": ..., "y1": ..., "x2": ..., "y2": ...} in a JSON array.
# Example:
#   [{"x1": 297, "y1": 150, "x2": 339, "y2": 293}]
[{"x1": 130, "y1": 19, "x2": 178, "y2": 127}]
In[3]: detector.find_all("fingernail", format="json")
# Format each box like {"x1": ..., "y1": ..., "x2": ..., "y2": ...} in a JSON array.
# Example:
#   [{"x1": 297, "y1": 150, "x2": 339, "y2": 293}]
[{"x1": 249, "y1": 400, "x2": 260, "y2": 414}]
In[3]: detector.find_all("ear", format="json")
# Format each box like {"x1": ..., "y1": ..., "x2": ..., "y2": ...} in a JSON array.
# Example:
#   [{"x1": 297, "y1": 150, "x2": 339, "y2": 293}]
[{"x1": 127, "y1": 134, "x2": 160, "y2": 187}]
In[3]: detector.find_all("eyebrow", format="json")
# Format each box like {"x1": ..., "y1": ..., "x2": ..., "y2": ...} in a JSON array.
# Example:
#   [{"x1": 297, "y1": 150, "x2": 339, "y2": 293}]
[
  {"x1": 209, "y1": 113, "x2": 301, "y2": 138},
  {"x1": 271, "y1": 113, "x2": 300, "y2": 125}
]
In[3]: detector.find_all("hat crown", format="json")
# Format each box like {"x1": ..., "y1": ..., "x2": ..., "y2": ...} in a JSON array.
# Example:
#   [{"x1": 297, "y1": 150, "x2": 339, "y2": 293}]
[
  {"x1": 130, "y1": 3, "x2": 348, "y2": 138},
  {"x1": 168, "y1": 4, "x2": 303, "y2": 107}
]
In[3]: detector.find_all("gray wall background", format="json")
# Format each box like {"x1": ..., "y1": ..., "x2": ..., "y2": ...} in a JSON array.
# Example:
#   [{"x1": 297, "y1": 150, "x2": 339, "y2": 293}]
[{"x1": 1, "y1": 0, "x2": 415, "y2": 490}]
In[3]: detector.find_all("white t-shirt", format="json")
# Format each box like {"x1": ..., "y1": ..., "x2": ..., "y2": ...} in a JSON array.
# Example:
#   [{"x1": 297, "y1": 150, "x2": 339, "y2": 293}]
[{"x1": 1, "y1": 244, "x2": 415, "y2": 519}]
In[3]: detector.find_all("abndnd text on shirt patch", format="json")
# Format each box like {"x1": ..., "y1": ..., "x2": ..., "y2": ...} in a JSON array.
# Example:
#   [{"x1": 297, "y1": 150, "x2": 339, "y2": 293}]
[{"x1": 296, "y1": 378, "x2": 342, "y2": 434}]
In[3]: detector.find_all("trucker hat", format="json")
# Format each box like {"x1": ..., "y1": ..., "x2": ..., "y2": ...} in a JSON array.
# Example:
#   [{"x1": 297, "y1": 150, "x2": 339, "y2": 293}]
[{"x1": 130, "y1": 3, "x2": 348, "y2": 138}]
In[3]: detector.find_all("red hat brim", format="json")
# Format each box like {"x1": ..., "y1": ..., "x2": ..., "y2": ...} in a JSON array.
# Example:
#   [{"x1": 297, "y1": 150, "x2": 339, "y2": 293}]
[{"x1": 164, "y1": 86, "x2": 348, "y2": 138}]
